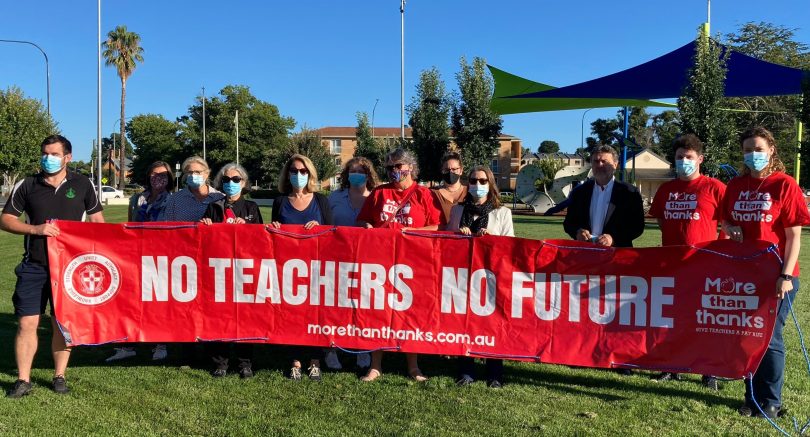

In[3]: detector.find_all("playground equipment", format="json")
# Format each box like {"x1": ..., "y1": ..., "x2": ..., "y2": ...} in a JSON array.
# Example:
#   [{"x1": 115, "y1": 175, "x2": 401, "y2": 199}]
[{"x1": 515, "y1": 164, "x2": 591, "y2": 213}]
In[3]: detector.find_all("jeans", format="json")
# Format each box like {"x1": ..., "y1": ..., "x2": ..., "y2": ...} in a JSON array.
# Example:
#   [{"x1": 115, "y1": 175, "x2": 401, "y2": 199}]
[{"x1": 744, "y1": 277, "x2": 798, "y2": 409}]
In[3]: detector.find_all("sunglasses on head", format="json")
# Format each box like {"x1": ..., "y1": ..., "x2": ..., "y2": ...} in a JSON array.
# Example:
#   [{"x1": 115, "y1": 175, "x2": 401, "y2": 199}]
[
  {"x1": 469, "y1": 178, "x2": 489, "y2": 185},
  {"x1": 385, "y1": 163, "x2": 406, "y2": 172},
  {"x1": 222, "y1": 175, "x2": 242, "y2": 183},
  {"x1": 290, "y1": 168, "x2": 309, "y2": 175}
]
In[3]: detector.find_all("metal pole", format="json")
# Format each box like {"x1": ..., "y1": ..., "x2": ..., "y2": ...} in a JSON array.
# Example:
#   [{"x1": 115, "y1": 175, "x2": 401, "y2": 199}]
[
  {"x1": 620, "y1": 107, "x2": 630, "y2": 182},
  {"x1": 400, "y1": 0, "x2": 406, "y2": 140},
  {"x1": 0, "y1": 39, "x2": 50, "y2": 116},
  {"x1": 707, "y1": 0, "x2": 711, "y2": 32},
  {"x1": 97, "y1": 0, "x2": 103, "y2": 200},
  {"x1": 235, "y1": 110, "x2": 239, "y2": 165},
  {"x1": 797, "y1": 119, "x2": 803, "y2": 185},
  {"x1": 580, "y1": 108, "x2": 594, "y2": 150},
  {"x1": 371, "y1": 98, "x2": 379, "y2": 138},
  {"x1": 202, "y1": 86, "x2": 206, "y2": 161}
]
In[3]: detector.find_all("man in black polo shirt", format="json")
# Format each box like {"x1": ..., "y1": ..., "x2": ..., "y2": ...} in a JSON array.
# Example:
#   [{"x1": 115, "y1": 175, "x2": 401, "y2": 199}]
[{"x1": 1, "y1": 135, "x2": 104, "y2": 398}]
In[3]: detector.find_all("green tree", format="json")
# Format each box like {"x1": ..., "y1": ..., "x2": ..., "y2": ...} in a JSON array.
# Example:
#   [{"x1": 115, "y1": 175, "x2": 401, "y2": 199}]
[
  {"x1": 354, "y1": 111, "x2": 389, "y2": 179},
  {"x1": 282, "y1": 127, "x2": 339, "y2": 186},
  {"x1": 587, "y1": 117, "x2": 621, "y2": 150},
  {"x1": 451, "y1": 56, "x2": 503, "y2": 170},
  {"x1": 103, "y1": 25, "x2": 145, "y2": 190},
  {"x1": 532, "y1": 156, "x2": 567, "y2": 196},
  {"x1": 538, "y1": 140, "x2": 560, "y2": 154},
  {"x1": 651, "y1": 110, "x2": 681, "y2": 160},
  {"x1": 408, "y1": 67, "x2": 451, "y2": 183},
  {"x1": 126, "y1": 114, "x2": 181, "y2": 185},
  {"x1": 0, "y1": 86, "x2": 58, "y2": 190},
  {"x1": 678, "y1": 28, "x2": 734, "y2": 176}
]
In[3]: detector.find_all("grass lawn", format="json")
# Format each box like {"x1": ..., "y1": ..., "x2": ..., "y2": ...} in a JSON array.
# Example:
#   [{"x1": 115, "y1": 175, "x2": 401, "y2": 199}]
[{"x1": 0, "y1": 205, "x2": 808, "y2": 435}]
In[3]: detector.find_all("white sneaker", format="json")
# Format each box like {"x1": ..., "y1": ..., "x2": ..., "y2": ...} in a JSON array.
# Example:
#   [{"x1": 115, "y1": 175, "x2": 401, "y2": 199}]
[
  {"x1": 324, "y1": 350, "x2": 342, "y2": 370},
  {"x1": 152, "y1": 345, "x2": 168, "y2": 361},
  {"x1": 106, "y1": 347, "x2": 136, "y2": 362},
  {"x1": 356, "y1": 353, "x2": 371, "y2": 369}
]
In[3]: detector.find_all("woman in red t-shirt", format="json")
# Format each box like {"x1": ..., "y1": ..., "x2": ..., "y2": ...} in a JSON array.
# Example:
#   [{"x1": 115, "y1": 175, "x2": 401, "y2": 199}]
[
  {"x1": 357, "y1": 148, "x2": 441, "y2": 383},
  {"x1": 723, "y1": 127, "x2": 810, "y2": 419}
]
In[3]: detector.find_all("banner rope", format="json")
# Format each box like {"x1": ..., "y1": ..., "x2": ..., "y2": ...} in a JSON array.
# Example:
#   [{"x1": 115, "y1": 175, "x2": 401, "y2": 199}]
[
  {"x1": 196, "y1": 336, "x2": 269, "y2": 342},
  {"x1": 123, "y1": 224, "x2": 198, "y2": 230},
  {"x1": 330, "y1": 342, "x2": 400, "y2": 354},
  {"x1": 401, "y1": 230, "x2": 473, "y2": 239},
  {"x1": 748, "y1": 375, "x2": 791, "y2": 436},
  {"x1": 467, "y1": 350, "x2": 540, "y2": 361},
  {"x1": 265, "y1": 226, "x2": 337, "y2": 239},
  {"x1": 689, "y1": 243, "x2": 781, "y2": 261},
  {"x1": 609, "y1": 362, "x2": 692, "y2": 373},
  {"x1": 82, "y1": 336, "x2": 129, "y2": 346}
]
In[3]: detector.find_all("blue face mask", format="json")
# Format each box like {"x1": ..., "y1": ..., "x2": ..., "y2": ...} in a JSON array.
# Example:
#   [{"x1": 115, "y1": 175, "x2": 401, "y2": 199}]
[
  {"x1": 674, "y1": 158, "x2": 697, "y2": 178},
  {"x1": 222, "y1": 181, "x2": 242, "y2": 197},
  {"x1": 41, "y1": 155, "x2": 64, "y2": 174},
  {"x1": 290, "y1": 173, "x2": 309, "y2": 189},
  {"x1": 348, "y1": 172, "x2": 367, "y2": 187},
  {"x1": 744, "y1": 151, "x2": 770, "y2": 172},
  {"x1": 470, "y1": 184, "x2": 489, "y2": 199},
  {"x1": 186, "y1": 174, "x2": 204, "y2": 189}
]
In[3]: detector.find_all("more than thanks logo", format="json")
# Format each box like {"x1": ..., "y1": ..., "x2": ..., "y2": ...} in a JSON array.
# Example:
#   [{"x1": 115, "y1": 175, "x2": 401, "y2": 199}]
[{"x1": 62, "y1": 254, "x2": 121, "y2": 305}]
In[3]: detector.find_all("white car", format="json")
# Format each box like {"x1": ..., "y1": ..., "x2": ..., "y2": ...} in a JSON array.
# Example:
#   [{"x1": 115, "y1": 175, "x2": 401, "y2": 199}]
[{"x1": 100, "y1": 185, "x2": 124, "y2": 201}]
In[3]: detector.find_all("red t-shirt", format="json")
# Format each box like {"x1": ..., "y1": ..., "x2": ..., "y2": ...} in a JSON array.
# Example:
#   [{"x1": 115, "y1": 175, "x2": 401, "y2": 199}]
[
  {"x1": 723, "y1": 172, "x2": 810, "y2": 276},
  {"x1": 650, "y1": 175, "x2": 726, "y2": 246},
  {"x1": 357, "y1": 182, "x2": 441, "y2": 229}
]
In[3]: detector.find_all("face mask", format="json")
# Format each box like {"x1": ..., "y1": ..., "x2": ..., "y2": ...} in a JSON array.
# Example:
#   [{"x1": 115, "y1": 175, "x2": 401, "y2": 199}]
[
  {"x1": 674, "y1": 158, "x2": 697, "y2": 178},
  {"x1": 150, "y1": 173, "x2": 169, "y2": 190},
  {"x1": 348, "y1": 172, "x2": 367, "y2": 187},
  {"x1": 470, "y1": 184, "x2": 489, "y2": 199},
  {"x1": 186, "y1": 174, "x2": 204, "y2": 189},
  {"x1": 389, "y1": 170, "x2": 410, "y2": 183},
  {"x1": 41, "y1": 155, "x2": 64, "y2": 174},
  {"x1": 290, "y1": 173, "x2": 309, "y2": 189},
  {"x1": 744, "y1": 151, "x2": 770, "y2": 172},
  {"x1": 223, "y1": 181, "x2": 242, "y2": 197},
  {"x1": 443, "y1": 172, "x2": 461, "y2": 185}
]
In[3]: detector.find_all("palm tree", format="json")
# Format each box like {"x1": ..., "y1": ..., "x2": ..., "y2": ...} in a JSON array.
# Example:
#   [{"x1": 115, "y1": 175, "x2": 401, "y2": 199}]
[{"x1": 102, "y1": 25, "x2": 144, "y2": 190}]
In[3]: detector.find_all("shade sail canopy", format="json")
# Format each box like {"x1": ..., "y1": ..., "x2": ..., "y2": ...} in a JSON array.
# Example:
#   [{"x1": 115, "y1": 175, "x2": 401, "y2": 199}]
[{"x1": 490, "y1": 40, "x2": 809, "y2": 115}]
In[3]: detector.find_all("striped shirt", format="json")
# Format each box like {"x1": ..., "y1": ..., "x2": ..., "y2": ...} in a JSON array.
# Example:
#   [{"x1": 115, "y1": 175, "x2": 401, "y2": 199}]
[{"x1": 159, "y1": 187, "x2": 224, "y2": 222}]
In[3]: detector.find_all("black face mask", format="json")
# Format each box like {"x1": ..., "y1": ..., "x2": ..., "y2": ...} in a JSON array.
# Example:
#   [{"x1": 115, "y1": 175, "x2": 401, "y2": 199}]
[{"x1": 443, "y1": 172, "x2": 461, "y2": 185}]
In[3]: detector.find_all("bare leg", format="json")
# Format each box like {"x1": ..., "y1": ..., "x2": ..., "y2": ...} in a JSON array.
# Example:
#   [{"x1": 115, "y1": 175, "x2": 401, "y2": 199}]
[
  {"x1": 407, "y1": 353, "x2": 427, "y2": 381},
  {"x1": 360, "y1": 351, "x2": 383, "y2": 381},
  {"x1": 15, "y1": 315, "x2": 40, "y2": 382},
  {"x1": 51, "y1": 318, "x2": 71, "y2": 377}
]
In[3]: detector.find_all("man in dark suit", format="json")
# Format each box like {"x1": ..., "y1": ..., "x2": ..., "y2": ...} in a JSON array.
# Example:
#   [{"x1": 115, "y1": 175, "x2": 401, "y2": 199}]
[{"x1": 563, "y1": 145, "x2": 645, "y2": 247}]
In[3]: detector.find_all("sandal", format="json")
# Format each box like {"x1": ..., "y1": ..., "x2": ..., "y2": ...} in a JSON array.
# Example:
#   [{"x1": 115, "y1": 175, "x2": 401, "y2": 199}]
[
  {"x1": 360, "y1": 368, "x2": 382, "y2": 382},
  {"x1": 409, "y1": 368, "x2": 428, "y2": 382}
]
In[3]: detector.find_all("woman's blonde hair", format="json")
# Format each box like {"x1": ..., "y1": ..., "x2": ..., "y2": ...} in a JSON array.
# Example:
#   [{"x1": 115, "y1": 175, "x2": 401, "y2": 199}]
[
  {"x1": 739, "y1": 126, "x2": 786, "y2": 176},
  {"x1": 278, "y1": 154, "x2": 319, "y2": 194}
]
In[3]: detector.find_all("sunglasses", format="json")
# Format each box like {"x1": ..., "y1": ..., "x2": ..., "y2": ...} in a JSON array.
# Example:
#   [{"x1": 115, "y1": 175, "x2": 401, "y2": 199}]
[
  {"x1": 222, "y1": 176, "x2": 243, "y2": 183},
  {"x1": 290, "y1": 168, "x2": 309, "y2": 175},
  {"x1": 469, "y1": 178, "x2": 489, "y2": 185},
  {"x1": 385, "y1": 163, "x2": 406, "y2": 172}
]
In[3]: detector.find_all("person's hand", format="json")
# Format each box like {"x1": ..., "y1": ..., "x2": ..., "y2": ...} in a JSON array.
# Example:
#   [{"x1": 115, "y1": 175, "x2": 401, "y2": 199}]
[
  {"x1": 776, "y1": 277, "x2": 794, "y2": 299},
  {"x1": 459, "y1": 227, "x2": 472, "y2": 236},
  {"x1": 304, "y1": 220, "x2": 319, "y2": 230},
  {"x1": 476, "y1": 228, "x2": 489, "y2": 237},
  {"x1": 596, "y1": 233, "x2": 613, "y2": 247},
  {"x1": 726, "y1": 225, "x2": 744, "y2": 242},
  {"x1": 200, "y1": 218, "x2": 213, "y2": 226},
  {"x1": 234, "y1": 217, "x2": 246, "y2": 224},
  {"x1": 33, "y1": 222, "x2": 60, "y2": 237},
  {"x1": 576, "y1": 228, "x2": 592, "y2": 242},
  {"x1": 271, "y1": 221, "x2": 282, "y2": 229}
]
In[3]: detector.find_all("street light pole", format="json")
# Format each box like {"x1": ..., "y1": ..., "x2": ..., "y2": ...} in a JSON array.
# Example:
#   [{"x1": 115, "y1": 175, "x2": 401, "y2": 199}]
[
  {"x1": 202, "y1": 86, "x2": 206, "y2": 161},
  {"x1": 371, "y1": 98, "x2": 379, "y2": 138},
  {"x1": 400, "y1": 0, "x2": 406, "y2": 140},
  {"x1": 580, "y1": 108, "x2": 594, "y2": 150},
  {"x1": 0, "y1": 39, "x2": 50, "y2": 116},
  {"x1": 96, "y1": 0, "x2": 103, "y2": 201}
]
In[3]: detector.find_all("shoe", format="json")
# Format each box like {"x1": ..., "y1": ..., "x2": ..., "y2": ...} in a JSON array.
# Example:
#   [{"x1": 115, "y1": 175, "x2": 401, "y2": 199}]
[
  {"x1": 239, "y1": 367, "x2": 254, "y2": 379},
  {"x1": 616, "y1": 369, "x2": 633, "y2": 376},
  {"x1": 408, "y1": 368, "x2": 428, "y2": 382},
  {"x1": 6, "y1": 380, "x2": 32, "y2": 398},
  {"x1": 487, "y1": 380, "x2": 503, "y2": 389},
  {"x1": 52, "y1": 376, "x2": 69, "y2": 394},
  {"x1": 738, "y1": 403, "x2": 754, "y2": 417},
  {"x1": 290, "y1": 360, "x2": 302, "y2": 381},
  {"x1": 757, "y1": 405, "x2": 781, "y2": 419},
  {"x1": 105, "y1": 347, "x2": 136, "y2": 362},
  {"x1": 308, "y1": 360, "x2": 322, "y2": 381},
  {"x1": 456, "y1": 375, "x2": 474, "y2": 387},
  {"x1": 360, "y1": 368, "x2": 381, "y2": 382},
  {"x1": 152, "y1": 345, "x2": 168, "y2": 361},
  {"x1": 653, "y1": 372, "x2": 680, "y2": 382},
  {"x1": 702, "y1": 375, "x2": 719, "y2": 391},
  {"x1": 356, "y1": 353, "x2": 371, "y2": 369},
  {"x1": 324, "y1": 350, "x2": 342, "y2": 370},
  {"x1": 211, "y1": 368, "x2": 227, "y2": 378}
]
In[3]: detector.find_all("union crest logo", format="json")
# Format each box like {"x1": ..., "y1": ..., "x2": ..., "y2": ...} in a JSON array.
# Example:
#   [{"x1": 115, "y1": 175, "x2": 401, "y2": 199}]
[{"x1": 62, "y1": 254, "x2": 121, "y2": 305}]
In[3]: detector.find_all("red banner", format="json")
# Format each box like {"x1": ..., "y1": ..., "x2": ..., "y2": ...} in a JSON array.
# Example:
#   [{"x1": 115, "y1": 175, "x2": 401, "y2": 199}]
[{"x1": 48, "y1": 221, "x2": 781, "y2": 378}]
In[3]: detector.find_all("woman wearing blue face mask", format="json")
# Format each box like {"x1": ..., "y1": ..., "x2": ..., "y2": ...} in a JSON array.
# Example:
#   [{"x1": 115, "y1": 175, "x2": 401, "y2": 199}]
[
  {"x1": 160, "y1": 156, "x2": 224, "y2": 222},
  {"x1": 271, "y1": 154, "x2": 333, "y2": 230},
  {"x1": 723, "y1": 127, "x2": 810, "y2": 419},
  {"x1": 447, "y1": 165, "x2": 514, "y2": 388},
  {"x1": 200, "y1": 163, "x2": 262, "y2": 379}
]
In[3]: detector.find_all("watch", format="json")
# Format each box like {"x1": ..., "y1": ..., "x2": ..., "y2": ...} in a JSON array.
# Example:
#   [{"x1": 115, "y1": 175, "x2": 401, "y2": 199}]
[{"x1": 779, "y1": 273, "x2": 793, "y2": 280}]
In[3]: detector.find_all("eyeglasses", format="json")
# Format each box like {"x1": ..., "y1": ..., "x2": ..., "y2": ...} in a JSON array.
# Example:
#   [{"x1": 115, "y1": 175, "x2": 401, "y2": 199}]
[
  {"x1": 469, "y1": 178, "x2": 489, "y2": 185},
  {"x1": 290, "y1": 168, "x2": 309, "y2": 175},
  {"x1": 222, "y1": 176, "x2": 243, "y2": 183},
  {"x1": 186, "y1": 170, "x2": 205, "y2": 176},
  {"x1": 385, "y1": 163, "x2": 406, "y2": 172}
]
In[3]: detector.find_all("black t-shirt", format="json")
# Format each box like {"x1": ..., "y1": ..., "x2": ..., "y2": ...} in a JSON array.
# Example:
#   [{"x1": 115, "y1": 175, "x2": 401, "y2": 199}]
[
  {"x1": 2, "y1": 171, "x2": 103, "y2": 265},
  {"x1": 203, "y1": 197, "x2": 263, "y2": 224}
]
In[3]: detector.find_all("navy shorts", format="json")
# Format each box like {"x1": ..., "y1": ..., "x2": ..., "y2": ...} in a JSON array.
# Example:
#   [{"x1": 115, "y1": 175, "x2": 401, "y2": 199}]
[{"x1": 12, "y1": 261, "x2": 52, "y2": 317}]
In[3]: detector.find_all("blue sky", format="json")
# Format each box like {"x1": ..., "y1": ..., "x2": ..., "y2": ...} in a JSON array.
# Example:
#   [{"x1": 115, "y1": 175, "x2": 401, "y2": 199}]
[{"x1": 1, "y1": 0, "x2": 808, "y2": 161}]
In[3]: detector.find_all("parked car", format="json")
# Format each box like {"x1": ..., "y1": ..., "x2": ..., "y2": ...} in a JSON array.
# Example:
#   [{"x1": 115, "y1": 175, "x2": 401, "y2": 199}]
[
  {"x1": 125, "y1": 183, "x2": 144, "y2": 192},
  {"x1": 101, "y1": 185, "x2": 124, "y2": 201}
]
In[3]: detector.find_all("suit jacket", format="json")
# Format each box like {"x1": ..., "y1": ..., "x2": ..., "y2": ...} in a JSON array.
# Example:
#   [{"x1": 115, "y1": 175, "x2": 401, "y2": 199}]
[{"x1": 563, "y1": 178, "x2": 645, "y2": 247}]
